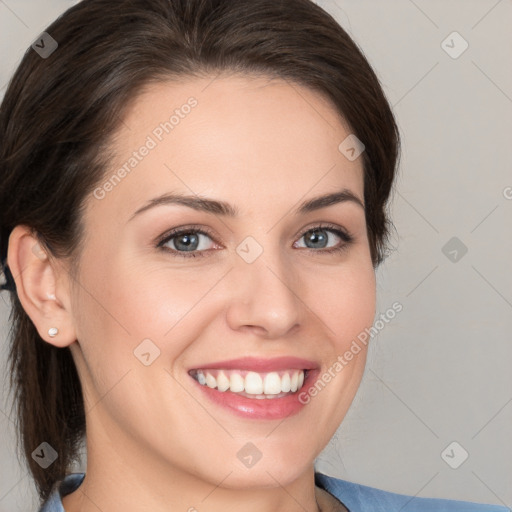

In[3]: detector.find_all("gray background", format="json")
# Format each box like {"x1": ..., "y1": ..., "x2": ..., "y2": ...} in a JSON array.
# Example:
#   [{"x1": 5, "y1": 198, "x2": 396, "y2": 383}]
[{"x1": 1, "y1": 0, "x2": 511, "y2": 510}]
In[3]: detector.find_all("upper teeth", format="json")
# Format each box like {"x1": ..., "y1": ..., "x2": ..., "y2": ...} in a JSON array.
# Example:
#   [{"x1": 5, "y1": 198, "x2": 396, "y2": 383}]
[{"x1": 192, "y1": 369, "x2": 306, "y2": 395}]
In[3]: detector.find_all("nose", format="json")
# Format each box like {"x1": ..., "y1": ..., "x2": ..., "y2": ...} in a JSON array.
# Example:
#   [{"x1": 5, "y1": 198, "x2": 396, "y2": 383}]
[{"x1": 225, "y1": 250, "x2": 303, "y2": 339}]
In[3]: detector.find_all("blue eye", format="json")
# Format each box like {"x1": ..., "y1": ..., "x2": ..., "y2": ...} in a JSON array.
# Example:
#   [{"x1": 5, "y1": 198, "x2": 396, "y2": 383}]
[
  {"x1": 294, "y1": 224, "x2": 353, "y2": 253},
  {"x1": 158, "y1": 226, "x2": 216, "y2": 257},
  {"x1": 156, "y1": 223, "x2": 354, "y2": 258}
]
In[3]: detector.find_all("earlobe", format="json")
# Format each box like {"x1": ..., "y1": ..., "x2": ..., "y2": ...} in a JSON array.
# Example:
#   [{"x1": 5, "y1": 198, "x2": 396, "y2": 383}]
[{"x1": 7, "y1": 225, "x2": 77, "y2": 348}]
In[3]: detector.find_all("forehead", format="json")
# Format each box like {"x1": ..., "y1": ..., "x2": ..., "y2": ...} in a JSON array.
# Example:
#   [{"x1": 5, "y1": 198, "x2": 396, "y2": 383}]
[{"x1": 87, "y1": 74, "x2": 364, "y2": 223}]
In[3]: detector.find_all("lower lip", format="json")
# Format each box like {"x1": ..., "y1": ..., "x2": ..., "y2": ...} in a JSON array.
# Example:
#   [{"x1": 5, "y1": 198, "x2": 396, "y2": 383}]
[{"x1": 190, "y1": 369, "x2": 320, "y2": 420}]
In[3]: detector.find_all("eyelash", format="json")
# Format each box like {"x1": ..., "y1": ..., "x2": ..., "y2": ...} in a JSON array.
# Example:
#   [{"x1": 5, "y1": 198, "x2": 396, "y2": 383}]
[{"x1": 156, "y1": 223, "x2": 354, "y2": 259}]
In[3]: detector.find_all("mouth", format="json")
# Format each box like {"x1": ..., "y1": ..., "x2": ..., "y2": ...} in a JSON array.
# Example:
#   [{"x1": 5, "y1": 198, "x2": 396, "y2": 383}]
[
  {"x1": 186, "y1": 356, "x2": 321, "y2": 419},
  {"x1": 188, "y1": 368, "x2": 310, "y2": 399}
]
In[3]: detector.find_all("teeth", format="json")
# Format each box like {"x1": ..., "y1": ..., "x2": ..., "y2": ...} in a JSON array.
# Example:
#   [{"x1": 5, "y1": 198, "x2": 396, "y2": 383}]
[
  {"x1": 281, "y1": 373, "x2": 291, "y2": 392},
  {"x1": 263, "y1": 372, "x2": 282, "y2": 394},
  {"x1": 298, "y1": 370, "x2": 304, "y2": 389},
  {"x1": 230, "y1": 373, "x2": 245, "y2": 392},
  {"x1": 205, "y1": 373, "x2": 217, "y2": 389},
  {"x1": 290, "y1": 371, "x2": 298, "y2": 392},
  {"x1": 197, "y1": 372, "x2": 206, "y2": 386},
  {"x1": 192, "y1": 368, "x2": 308, "y2": 396},
  {"x1": 245, "y1": 372, "x2": 263, "y2": 394},
  {"x1": 216, "y1": 371, "x2": 230, "y2": 392}
]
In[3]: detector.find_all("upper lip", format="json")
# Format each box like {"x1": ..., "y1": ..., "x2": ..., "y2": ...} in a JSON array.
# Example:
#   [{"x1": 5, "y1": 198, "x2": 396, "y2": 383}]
[{"x1": 189, "y1": 356, "x2": 320, "y2": 372}]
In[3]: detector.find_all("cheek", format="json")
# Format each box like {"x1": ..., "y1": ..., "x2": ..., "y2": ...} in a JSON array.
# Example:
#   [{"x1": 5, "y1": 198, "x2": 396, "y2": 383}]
[
  {"x1": 302, "y1": 252, "x2": 376, "y2": 345},
  {"x1": 71, "y1": 253, "x2": 219, "y2": 388},
  {"x1": 108, "y1": 261, "x2": 217, "y2": 339},
  {"x1": 305, "y1": 253, "x2": 376, "y2": 405},
  {"x1": 333, "y1": 267, "x2": 376, "y2": 344}
]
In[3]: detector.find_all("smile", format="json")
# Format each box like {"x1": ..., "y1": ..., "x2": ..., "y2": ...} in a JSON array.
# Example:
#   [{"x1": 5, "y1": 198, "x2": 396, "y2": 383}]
[
  {"x1": 188, "y1": 367, "x2": 320, "y2": 420},
  {"x1": 189, "y1": 368, "x2": 308, "y2": 398}
]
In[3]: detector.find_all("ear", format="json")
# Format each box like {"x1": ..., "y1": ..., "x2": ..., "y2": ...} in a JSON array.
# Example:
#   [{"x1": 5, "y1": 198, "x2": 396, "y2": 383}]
[{"x1": 7, "y1": 225, "x2": 77, "y2": 348}]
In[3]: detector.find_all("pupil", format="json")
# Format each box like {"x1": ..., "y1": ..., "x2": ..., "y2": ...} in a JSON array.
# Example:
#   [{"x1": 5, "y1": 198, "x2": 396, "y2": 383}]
[
  {"x1": 308, "y1": 230, "x2": 326, "y2": 248},
  {"x1": 176, "y1": 233, "x2": 198, "y2": 251}
]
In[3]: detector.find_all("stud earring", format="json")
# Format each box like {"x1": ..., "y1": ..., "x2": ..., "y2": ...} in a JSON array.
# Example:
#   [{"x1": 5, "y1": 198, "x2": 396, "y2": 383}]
[{"x1": 48, "y1": 327, "x2": 59, "y2": 337}]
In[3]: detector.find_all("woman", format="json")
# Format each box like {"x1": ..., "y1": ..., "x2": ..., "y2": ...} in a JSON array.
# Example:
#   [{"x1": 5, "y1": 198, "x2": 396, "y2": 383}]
[{"x1": 0, "y1": 1, "x2": 508, "y2": 511}]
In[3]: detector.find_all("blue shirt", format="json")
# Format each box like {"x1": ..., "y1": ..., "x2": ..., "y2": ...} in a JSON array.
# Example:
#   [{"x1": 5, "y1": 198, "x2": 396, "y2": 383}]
[{"x1": 38, "y1": 472, "x2": 510, "y2": 511}]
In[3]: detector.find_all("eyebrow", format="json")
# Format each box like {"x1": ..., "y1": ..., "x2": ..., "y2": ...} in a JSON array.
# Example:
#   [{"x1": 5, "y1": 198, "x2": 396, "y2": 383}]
[{"x1": 128, "y1": 188, "x2": 364, "y2": 222}]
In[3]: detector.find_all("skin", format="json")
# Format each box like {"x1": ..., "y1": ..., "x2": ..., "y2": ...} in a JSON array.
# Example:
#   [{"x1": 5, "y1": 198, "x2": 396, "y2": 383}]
[{"x1": 8, "y1": 74, "x2": 375, "y2": 512}]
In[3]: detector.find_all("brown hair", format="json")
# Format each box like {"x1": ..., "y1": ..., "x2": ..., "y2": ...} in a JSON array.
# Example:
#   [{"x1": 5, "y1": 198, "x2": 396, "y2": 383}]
[{"x1": 0, "y1": 0, "x2": 400, "y2": 503}]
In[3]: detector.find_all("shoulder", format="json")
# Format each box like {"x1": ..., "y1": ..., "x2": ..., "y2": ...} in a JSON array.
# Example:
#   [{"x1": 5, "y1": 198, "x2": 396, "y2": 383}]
[
  {"x1": 315, "y1": 472, "x2": 510, "y2": 512},
  {"x1": 38, "y1": 471, "x2": 510, "y2": 512},
  {"x1": 38, "y1": 473, "x2": 85, "y2": 512}
]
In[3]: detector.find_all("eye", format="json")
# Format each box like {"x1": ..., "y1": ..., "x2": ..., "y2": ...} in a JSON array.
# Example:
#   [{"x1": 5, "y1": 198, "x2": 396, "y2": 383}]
[
  {"x1": 156, "y1": 223, "x2": 354, "y2": 258},
  {"x1": 294, "y1": 223, "x2": 354, "y2": 254},
  {"x1": 157, "y1": 225, "x2": 216, "y2": 258}
]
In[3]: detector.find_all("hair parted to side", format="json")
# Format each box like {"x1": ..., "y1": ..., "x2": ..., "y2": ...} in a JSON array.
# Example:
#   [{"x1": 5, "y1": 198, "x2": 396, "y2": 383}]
[{"x1": 0, "y1": 0, "x2": 401, "y2": 503}]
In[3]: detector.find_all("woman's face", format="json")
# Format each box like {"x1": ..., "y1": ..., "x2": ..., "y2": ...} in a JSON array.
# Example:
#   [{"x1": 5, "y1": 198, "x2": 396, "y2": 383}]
[{"x1": 68, "y1": 74, "x2": 375, "y2": 488}]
